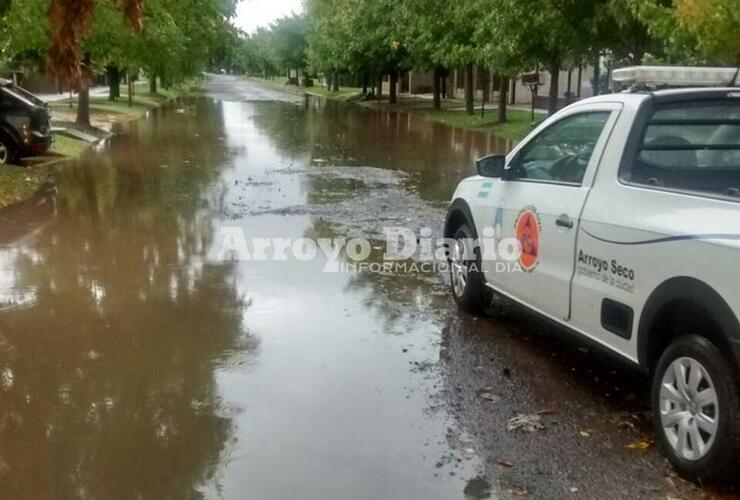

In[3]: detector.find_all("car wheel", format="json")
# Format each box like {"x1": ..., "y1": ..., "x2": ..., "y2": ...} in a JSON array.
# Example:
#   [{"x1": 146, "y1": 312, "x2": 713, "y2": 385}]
[
  {"x1": 652, "y1": 334, "x2": 740, "y2": 482},
  {"x1": 0, "y1": 137, "x2": 16, "y2": 165},
  {"x1": 449, "y1": 224, "x2": 492, "y2": 313}
]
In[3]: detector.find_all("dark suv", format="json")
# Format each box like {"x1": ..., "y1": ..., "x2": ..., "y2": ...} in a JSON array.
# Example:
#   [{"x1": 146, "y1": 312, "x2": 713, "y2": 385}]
[{"x1": 0, "y1": 79, "x2": 52, "y2": 165}]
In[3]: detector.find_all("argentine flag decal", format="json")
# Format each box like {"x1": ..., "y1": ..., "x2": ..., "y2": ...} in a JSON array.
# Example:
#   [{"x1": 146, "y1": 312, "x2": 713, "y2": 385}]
[{"x1": 478, "y1": 181, "x2": 494, "y2": 199}]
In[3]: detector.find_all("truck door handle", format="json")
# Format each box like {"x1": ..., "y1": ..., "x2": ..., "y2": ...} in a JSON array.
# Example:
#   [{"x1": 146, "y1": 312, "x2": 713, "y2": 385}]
[{"x1": 556, "y1": 214, "x2": 574, "y2": 229}]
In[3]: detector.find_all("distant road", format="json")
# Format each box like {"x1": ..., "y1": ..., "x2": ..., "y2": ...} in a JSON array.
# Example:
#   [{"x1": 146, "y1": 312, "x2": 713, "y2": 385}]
[{"x1": 205, "y1": 73, "x2": 303, "y2": 103}]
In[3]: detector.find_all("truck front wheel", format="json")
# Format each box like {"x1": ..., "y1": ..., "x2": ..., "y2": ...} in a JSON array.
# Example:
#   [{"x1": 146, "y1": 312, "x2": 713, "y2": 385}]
[
  {"x1": 449, "y1": 224, "x2": 492, "y2": 313},
  {"x1": 0, "y1": 136, "x2": 17, "y2": 165},
  {"x1": 652, "y1": 334, "x2": 740, "y2": 482}
]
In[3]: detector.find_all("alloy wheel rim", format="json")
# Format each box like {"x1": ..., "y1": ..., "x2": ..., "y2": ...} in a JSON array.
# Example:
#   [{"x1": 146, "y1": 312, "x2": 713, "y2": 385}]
[
  {"x1": 659, "y1": 356, "x2": 718, "y2": 461},
  {"x1": 450, "y1": 239, "x2": 468, "y2": 297}
]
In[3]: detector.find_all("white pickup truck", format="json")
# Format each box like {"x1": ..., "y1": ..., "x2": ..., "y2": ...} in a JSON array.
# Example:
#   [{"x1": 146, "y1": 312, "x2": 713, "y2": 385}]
[{"x1": 445, "y1": 68, "x2": 740, "y2": 481}]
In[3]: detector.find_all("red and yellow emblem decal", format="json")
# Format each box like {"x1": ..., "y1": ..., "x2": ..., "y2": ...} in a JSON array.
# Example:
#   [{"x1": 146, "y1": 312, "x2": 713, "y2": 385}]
[{"x1": 514, "y1": 206, "x2": 541, "y2": 272}]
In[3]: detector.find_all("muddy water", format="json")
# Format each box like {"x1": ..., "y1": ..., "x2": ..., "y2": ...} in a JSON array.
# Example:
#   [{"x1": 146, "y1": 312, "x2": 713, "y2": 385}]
[{"x1": 0, "y1": 79, "x2": 512, "y2": 500}]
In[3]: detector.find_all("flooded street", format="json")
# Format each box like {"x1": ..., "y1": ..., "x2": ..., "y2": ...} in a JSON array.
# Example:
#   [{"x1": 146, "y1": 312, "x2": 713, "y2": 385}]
[{"x1": 0, "y1": 76, "x2": 713, "y2": 499}]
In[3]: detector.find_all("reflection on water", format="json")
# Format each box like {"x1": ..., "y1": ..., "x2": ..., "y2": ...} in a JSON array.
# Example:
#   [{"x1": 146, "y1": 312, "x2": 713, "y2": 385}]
[
  {"x1": 253, "y1": 97, "x2": 514, "y2": 201},
  {"x1": 0, "y1": 99, "x2": 251, "y2": 500},
  {"x1": 0, "y1": 94, "x2": 506, "y2": 499}
]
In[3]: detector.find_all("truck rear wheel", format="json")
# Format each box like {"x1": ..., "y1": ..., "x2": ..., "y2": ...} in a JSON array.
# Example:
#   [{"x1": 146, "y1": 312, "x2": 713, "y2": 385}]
[
  {"x1": 652, "y1": 334, "x2": 740, "y2": 482},
  {"x1": 449, "y1": 224, "x2": 492, "y2": 313}
]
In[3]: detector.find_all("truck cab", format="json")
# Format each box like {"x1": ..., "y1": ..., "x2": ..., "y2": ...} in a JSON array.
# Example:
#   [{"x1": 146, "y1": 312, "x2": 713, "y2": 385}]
[
  {"x1": 0, "y1": 79, "x2": 53, "y2": 165},
  {"x1": 445, "y1": 66, "x2": 740, "y2": 482}
]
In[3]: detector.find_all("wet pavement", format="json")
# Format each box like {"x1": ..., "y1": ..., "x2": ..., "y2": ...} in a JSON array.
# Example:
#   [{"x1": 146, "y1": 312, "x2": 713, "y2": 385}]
[{"x1": 0, "y1": 75, "x2": 730, "y2": 499}]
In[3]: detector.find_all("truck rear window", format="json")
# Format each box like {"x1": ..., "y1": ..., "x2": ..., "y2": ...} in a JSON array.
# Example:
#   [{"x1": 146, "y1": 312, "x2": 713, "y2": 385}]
[{"x1": 629, "y1": 99, "x2": 740, "y2": 199}]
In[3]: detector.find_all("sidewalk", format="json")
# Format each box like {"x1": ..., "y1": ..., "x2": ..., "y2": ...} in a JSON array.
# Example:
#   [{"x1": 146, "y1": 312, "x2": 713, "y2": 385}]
[{"x1": 36, "y1": 86, "x2": 108, "y2": 103}]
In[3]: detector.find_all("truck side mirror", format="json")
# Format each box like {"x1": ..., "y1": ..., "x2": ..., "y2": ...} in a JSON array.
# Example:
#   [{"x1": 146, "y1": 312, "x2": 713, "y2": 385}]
[{"x1": 476, "y1": 154, "x2": 505, "y2": 178}]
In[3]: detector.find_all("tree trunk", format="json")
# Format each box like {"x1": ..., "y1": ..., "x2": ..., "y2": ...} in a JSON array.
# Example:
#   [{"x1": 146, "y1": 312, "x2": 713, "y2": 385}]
[
  {"x1": 76, "y1": 86, "x2": 91, "y2": 128},
  {"x1": 389, "y1": 69, "x2": 398, "y2": 104},
  {"x1": 432, "y1": 67, "x2": 442, "y2": 110},
  {"x1": 464, "y1": 63, "x2": 474, "y2": 115},
  {"x1": 376, "y1": 73, "x2": 383, "y2": 100},
  {"x1": 548, "y1": 60, "x2": 560, "y2": 116},
  {"x1": 128, "y1": 71, "x2": 133, "y2": 107},
  {"x1": 362, "y1": 73, "x2": 368, "y2": 95},
  {"x1": 511, "y1": 77, "x2": 517, "y2": 104},
  {"x1": 482, "y1": 70, "x2": 491, "y2": 104},
  {"x1": 498, "y1": 76, "x2": 509, "y2": 123},
  {"x1": 107, "y1": 65, "x2": 121, "y2": 101},
  {"x1": 150, "y1": 74, "x2": 157, "y2": 94},
  {"x1": 332, "y1": 71, "x2": 339, "y2": 92},
  {"x1": 592, "y1": 53, "x2": 600, "y2": 96},
  {"x1": 441, "y1": 69, "x2": 447, "y2": 99}
]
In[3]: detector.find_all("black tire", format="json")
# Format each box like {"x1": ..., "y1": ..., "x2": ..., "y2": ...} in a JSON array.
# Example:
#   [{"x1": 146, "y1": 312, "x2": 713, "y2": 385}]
[
  {"x1": 449, "y1": 224, "x2": 492, "y2": 313},
  {"x1": 652, "y1": 334, "x2": 740, "y2": 482},
  {"x1": 0, "y1": 135, "x2": 17, "y2": 165}
]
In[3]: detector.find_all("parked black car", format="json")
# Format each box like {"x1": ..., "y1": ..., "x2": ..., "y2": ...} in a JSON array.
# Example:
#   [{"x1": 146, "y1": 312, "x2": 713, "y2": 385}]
[{"x1": 0, "y1": 79, "x2": 52, "y2": 165}]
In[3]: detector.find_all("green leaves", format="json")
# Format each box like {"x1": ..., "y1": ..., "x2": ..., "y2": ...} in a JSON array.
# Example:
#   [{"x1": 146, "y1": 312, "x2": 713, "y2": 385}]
[
  {"x1": 626, "y1": 0, "x2": 740, "y2": 64},
  {"x1": 2, "y1": 0, "x2": 240, "y2": 85}
]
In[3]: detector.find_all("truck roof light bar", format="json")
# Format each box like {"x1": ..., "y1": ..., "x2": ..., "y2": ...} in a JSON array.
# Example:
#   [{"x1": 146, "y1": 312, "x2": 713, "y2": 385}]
[{"x1": 613, "y1": 66, "x2": 740, "y2": 89}]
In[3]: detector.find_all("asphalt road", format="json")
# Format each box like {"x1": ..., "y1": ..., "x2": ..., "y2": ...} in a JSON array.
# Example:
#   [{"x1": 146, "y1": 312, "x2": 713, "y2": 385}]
[{"x1": 0, "y1": 74, "x2": 734, "y2": 500}]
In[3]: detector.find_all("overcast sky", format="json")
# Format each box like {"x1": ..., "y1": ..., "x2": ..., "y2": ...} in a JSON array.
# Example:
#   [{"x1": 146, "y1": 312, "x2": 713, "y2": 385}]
[{"x1": 234, "y1": 0, "x2": 304, "y2": 34}]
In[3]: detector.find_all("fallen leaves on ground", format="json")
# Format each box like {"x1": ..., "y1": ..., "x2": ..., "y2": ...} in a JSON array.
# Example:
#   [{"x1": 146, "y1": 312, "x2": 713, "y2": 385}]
[
  {"x1": 495, "y1": 459, "x2": 514, "y2": 468},
  {"x1": 506, "y1": 413, "x2": 545, "y2": 432},
  {"x1": 508, "y1": 487, "x2": 530, "y2": 496},
  {"x1": 477, "y1": 387, "x2": 500, "y2": 403},
  {"x1": 626, "y1": 438, "x2": 653, "y2": 452}
]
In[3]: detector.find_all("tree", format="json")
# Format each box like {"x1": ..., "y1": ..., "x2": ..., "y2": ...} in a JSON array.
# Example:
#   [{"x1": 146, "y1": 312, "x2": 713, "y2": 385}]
[
  {"x1": 4, "y1": 0, "x2": 53, "y2": 77},
  {"x1": 268, "y1": 14, "x2": 310, "y2": 81},
  {"x1": 629, "y1": 0, "x2": 739, "y2": 64},
  {"x1": 3, "y1": 0, "x2": 242, "y2": 126},
  {"x1": 434, "y1": 1, "x2": 484, "y2": 114},
  {"x1": 306, "y1": 0, "x2": 347, "y2": 89},
  {"x1": 47, "y1": 0, "x2": 143, "y2": 126},
  {"x1": 474, "y1": 0, "x2": 534, "y2": 122},
  {"x1": 676, "y1": 0, "x2": 740, "y2": 62},
  {"x1": 48, "y1": 0, "x2": 142, "y2": 90},
  {"x1": 306, "y1": 0, "x2": 407, "y2": 99},
  {"x1": 401, "y1": 0, "x2": 458, "y2": 109}
]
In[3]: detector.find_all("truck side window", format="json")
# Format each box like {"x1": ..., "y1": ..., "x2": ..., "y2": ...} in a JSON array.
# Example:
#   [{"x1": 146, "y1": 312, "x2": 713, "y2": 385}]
[
  {"x1": 627, "y1": 99, "x2": 740, "y2": 199},
  {"x1": 507, "y1": 112, "x2": 610, "y2": 185}
]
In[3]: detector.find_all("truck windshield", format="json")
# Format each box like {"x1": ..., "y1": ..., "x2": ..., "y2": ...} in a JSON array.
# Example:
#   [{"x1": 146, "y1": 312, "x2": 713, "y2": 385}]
[{"x1": 631, "y1": 99, "x2": 740, "y2": 199}]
